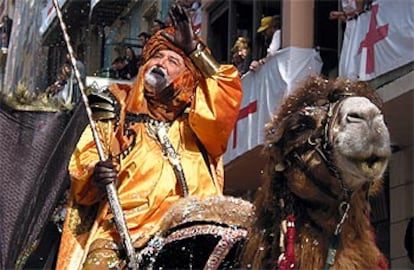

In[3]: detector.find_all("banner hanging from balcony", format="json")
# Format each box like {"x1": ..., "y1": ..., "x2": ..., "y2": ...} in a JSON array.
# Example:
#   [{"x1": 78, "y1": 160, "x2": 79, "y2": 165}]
[
  {"x1": 223, "y1": 47, "x2": 322, "y2": 164},
  {"x1": 339, "y1": 0, "x2": 414, "y2": 81}
]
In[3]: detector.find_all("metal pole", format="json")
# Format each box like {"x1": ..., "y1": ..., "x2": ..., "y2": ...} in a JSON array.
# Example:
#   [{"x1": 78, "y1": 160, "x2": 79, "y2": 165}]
[{"x1": 51, "y1": 1, "x2": 138, "y2": 268}]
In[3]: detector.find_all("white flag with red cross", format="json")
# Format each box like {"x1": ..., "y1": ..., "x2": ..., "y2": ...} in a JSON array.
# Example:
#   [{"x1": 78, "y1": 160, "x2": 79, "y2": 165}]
[{"x1": 339, "y1": 0, "x2": 414, "y2": 81}]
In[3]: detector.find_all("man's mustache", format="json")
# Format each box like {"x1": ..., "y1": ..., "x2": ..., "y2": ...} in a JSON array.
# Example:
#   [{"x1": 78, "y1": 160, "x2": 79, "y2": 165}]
[{"x1": 145, "y1": 65, "x2": 170, "y2": 93}]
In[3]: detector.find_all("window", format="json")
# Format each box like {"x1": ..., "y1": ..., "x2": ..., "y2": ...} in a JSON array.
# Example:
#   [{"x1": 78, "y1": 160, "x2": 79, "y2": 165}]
[{"x1": 207, "y1": 0, "x2": 281, "y2": 64}]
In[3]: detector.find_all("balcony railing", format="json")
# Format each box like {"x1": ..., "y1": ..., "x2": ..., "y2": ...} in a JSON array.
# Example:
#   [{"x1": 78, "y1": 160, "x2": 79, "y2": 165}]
[{"x1": 224, "y1": 46, "x2": 323, "y2": 165}]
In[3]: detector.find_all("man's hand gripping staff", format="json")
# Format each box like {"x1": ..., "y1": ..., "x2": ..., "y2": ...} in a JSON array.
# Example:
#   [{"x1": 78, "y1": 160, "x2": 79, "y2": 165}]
[{"x1": 51, "y1": 0, "x2": 139, "y2": 268}]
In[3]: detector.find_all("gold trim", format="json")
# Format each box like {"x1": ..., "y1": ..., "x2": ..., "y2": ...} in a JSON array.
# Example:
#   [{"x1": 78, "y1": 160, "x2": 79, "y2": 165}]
[
  {"x1": 90, "y1": 102, "x2": 115, "y2": 112},
  {"x1": 189, "y1": 43, "x2": 220, "y2": 77},
  {"x1": 92, "y1": 111, "x2": 116, "y2": 121},
  {"x1": 159, "y1": 196, "x2": 255, "y2": 234}
]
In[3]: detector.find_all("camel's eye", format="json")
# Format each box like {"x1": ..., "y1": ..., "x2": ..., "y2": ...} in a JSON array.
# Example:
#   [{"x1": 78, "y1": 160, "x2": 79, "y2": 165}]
[
  {"x1": 286, "y1": 116, "x2": 315, "y2": 138},
  {"x1": 290, "y1": 123, "x2": 308, "y2": 133}
]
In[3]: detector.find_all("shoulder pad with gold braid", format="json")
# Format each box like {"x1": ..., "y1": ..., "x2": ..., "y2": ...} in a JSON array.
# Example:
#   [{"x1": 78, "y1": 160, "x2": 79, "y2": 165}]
[{"x1": 87, "y1": 89, "x2": 119, "y2": 121}]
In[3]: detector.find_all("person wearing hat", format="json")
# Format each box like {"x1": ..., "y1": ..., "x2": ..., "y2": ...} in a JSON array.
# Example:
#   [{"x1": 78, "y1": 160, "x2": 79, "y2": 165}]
[
  {"x1": 250, "y1": 15, "x2": 281, "y2": 72},
  {"x1": 56, "y1": 3, "x2": 243, "y2": 269}
]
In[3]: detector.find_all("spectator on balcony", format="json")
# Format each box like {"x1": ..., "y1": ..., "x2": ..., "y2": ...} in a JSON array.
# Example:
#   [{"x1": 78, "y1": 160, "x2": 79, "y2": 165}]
[
  {"x1": 329, "y1": 0, "x2": 365, "y2": 21},
  {"x1": 0, "y1": 14, "x2": 12, "y2": 52},
  {"x1": 46, "y1": 63, "x2": 72, "y2": 100},
  {"x1": 137, "y1": 32, "x2": 151, "y2": 71},
  {"x1": 249, "y1": 15, "x2": 281, "y2": 72},
  {"x1": 111, "y1": 56, "x2": 126, "y2": 79},
  {"x1": 111, "y1": 47, "x2": 139, "y2": 80},
  {"x1": 65, "y1": 52, "x2": 86, "y2": 104},
  {"x1": 231, "y1": 36, "x2": 252, "y2": 76},
  {"x1": 138, "y1": 31, "x2": 151, "y2": 48},
  {"x1": 47, "y1": 53, "x2": 85, "y2": 107}
]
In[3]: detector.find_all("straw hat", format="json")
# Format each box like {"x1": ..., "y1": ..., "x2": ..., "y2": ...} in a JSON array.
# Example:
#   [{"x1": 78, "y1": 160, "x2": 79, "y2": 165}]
[{"x1": 257, "y1": 16, "x2": 273, "y2": 33}]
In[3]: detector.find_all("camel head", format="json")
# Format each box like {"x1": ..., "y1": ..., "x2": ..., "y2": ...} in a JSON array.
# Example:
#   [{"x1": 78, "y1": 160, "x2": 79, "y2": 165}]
[
  {"x1": 264, "y1": 76, "x2": 390, "y2": 204},
  {"x1": 329, "y1": 95, "x2": 390, "y2": 190},
  {"x1": 242, "y1": 76, "x2": 391, "y2": 269}
]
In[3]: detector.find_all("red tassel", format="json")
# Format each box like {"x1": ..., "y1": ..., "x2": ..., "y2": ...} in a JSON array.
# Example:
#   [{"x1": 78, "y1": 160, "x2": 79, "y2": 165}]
[{"x1": 278, "y1": 215, "x2": 297, "y2": 270}]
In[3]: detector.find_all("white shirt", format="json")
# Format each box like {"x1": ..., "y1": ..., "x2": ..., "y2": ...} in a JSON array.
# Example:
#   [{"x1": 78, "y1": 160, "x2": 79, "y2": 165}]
[{"x1": 267, "y1": 29, "x2": 281, "y2": 56}]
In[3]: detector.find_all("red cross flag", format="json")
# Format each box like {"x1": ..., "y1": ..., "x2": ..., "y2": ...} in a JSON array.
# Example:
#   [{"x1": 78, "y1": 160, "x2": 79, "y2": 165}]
[{"x1": 339, "y1": 0, "x2": 414, "y2": 81}]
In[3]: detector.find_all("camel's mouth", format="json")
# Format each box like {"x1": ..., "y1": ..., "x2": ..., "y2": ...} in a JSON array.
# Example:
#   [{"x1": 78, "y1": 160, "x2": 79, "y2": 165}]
[{"x1": 350, "y1": 155, "x2": 389, "y2": 175}]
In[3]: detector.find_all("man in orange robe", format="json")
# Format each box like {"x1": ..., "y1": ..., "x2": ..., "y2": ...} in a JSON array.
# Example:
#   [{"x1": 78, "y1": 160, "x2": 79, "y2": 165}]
[{"x1": 57, "y1": 4, "x2": 243, "y2": 269}]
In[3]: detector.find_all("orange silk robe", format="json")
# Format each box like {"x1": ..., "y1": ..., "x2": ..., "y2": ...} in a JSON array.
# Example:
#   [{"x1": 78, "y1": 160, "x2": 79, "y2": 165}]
[{"x1": 57, "y1": 65, "x2": 242, "y2": 269}]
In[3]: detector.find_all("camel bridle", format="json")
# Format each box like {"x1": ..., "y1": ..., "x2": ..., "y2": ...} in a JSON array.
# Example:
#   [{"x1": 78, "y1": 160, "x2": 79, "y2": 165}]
[
  {"x1": 288, "y1": 94, "x2": 355, "y2": 202},
  {"x1": 279, "y1": 93, "x2": 357, "y2": 270}
]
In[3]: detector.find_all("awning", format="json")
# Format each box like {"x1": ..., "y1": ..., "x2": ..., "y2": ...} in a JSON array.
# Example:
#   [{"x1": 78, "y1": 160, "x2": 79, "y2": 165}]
[
  {"x1": 89, "y1": 0, "x2": 132, "y2": 26},
  {"x1": 40, "y1": 0, "x2": 90, "y2": 45},
  {"x1": 39, "y1": 0, "x2": 133, "y2": 45}
]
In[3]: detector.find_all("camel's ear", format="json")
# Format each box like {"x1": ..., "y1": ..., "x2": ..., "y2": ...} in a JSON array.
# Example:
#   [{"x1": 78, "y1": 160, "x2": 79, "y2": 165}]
[{"x1": 265, "y1": 117, "x2": 289, "y2": 145}]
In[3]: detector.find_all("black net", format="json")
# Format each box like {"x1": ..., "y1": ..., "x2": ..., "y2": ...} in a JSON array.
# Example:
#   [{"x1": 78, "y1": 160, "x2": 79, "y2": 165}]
[{"x1": 0, "y1": 102, "x2": 87, "y2": 269}]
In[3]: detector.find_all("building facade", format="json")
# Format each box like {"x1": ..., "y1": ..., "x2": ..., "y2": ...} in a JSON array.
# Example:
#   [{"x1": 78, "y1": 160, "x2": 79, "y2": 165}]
[{"x1": 1, "y1": 0, "x2": 412, "y2": 268}]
